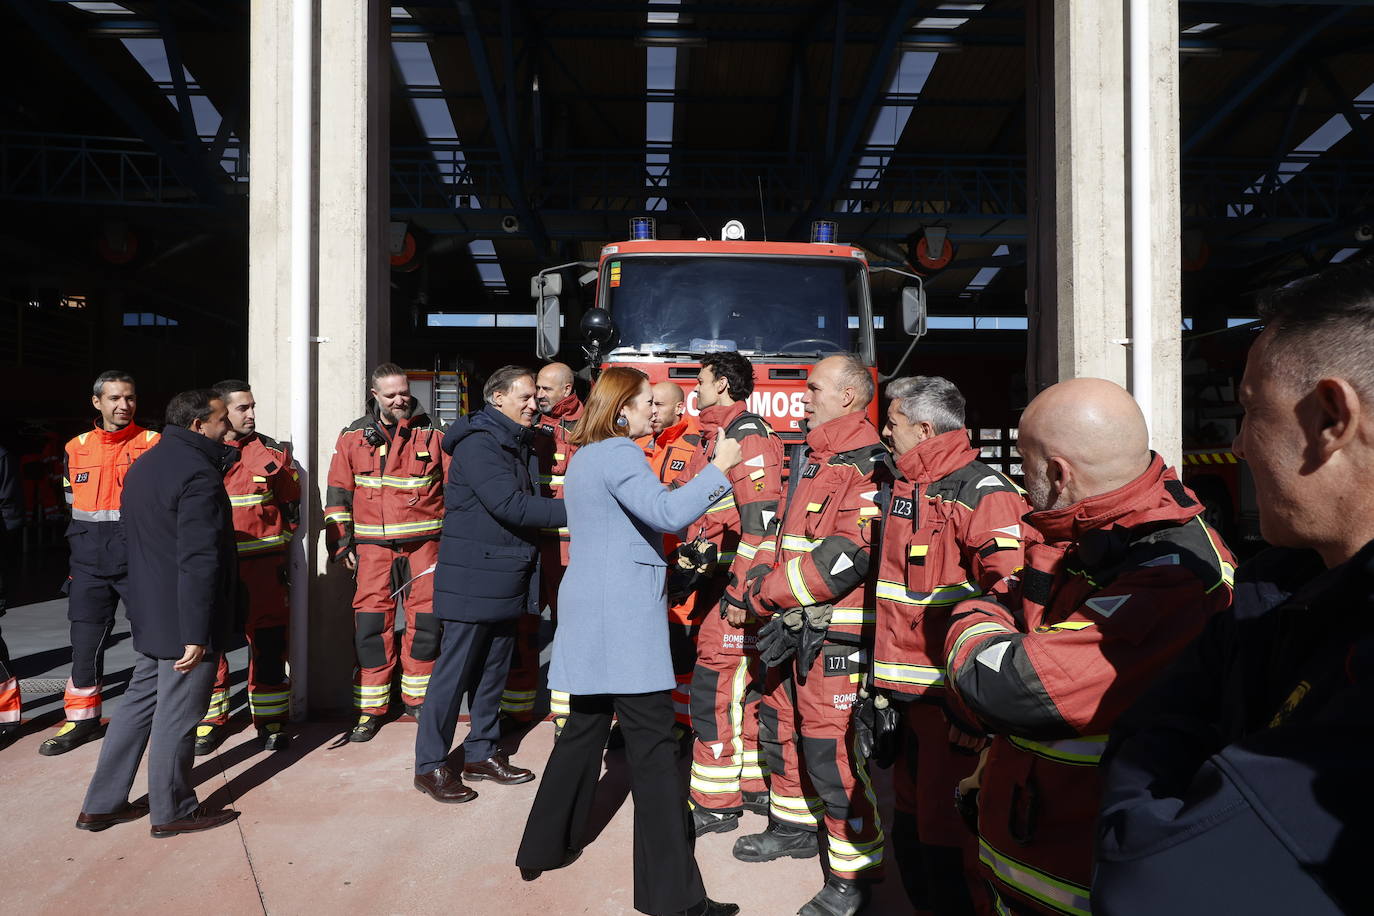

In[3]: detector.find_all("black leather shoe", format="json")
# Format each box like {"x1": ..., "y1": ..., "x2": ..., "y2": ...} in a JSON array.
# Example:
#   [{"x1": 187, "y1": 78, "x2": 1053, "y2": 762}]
[
  {"x1": 732, "y1": 821, "x2": 819, "y2": 862},
  {"x1": 348, "y1": 714, "x2": 381, "y2": 743},
  {"x1": 798, "y1": 877, "x2": 868, "y2": 916},
  {"x1": 519, "y1": 848, "x2": 581, "y2": 881},
  {"x1": 259, "y1": 723, "x2": 290, "y2": 752},
  {"x1": 0, "y1": 725, "x2": 19, "y2": 750},
  {"x1": 39, "y1": 720, "x2": 104, "y2": 757},
  {"x1": 404, "y1": 703, "x2": 423, "y2": 721},
  {"x1": 742, "y1": 790, "x2": 769, "y2": 816},
  {"x1": 75, "y1": 800, "x2": 150, "y2": 832},
  {"x1": 692, "y1": 805, "x2": 741, "y2": 836},
  {"x1": 464, "y1": 754, "x2": 535, "y2": 785},
  {"x1": 414, "y1": 765, "x2": 478, "y2": 803},
  {"x1": 150, "y1": 804, "x2": 240, "y2": 838},
  {"x1": 194, "y1": 724, "x2": 224, "y2": 756},
  {"x1": 676, "y1": 898, "x2": 741, "y2": 916}
]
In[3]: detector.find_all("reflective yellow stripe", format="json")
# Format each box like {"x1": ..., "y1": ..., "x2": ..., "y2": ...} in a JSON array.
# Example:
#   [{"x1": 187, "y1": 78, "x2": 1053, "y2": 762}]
[
  {"x1": 353, "y1": 474, "x2": 438, "y2": 489},
  {"x1": 781, "y1": 534, "x2": 822, "y2": 553},
  {"x1": 993, "y1": 537, "x2": 1019, "y2": 549},
  {"x1": 354, "y1": 518, "x2": 443, "y2": 538},
  {"x1": 324, "y1": 510, "x2": 353, "y2": 523},
  {"x1": 228, "y1": 490, "x2": 274, "y2": 507},
  {"x1": 947, "y1": 621, "x2": 1011, "y2": 667},
  {"x1": 705, "y1": 494, "x2": 738, "y2": 514},
  {"x1": 979, "y1": 838, "x2": 1091, "y2": 916},
  {"x1": 829, "y1": 607, "x2": 874, "y2": 626},
  {"x1": 1007, "y1": 734, "x2": 1107, "y2": 766},
  {"x1": 237, "y1": 533, "x2": 291, "y2": 555},
  {"x1": 549, "y1": 691, "x2": 571, "y2": 715},
  {"x1": 909, "y1": 544, "x2": 929, "y2": 558},
  {"x1": 785, "y1": 556, "x2": 817, "y2": 606},
  {"x1": 873, "y1": 660, "x2": 944, "y2": 688},
  {"x1": 1041, "y1": 620, "x2": 1094, "y2": 632},
  {"x1": 875, "y1": 579, "x2": 981, "y2": 607},
  {"x1": 541, "y1": 526, "x2": 571, "y2": 536},
  {"x1": 806, "y1": 502, "x2": 823, "y2": 512},
  {"x1": 770, "y1": 791, "x2": 824, "y2": 826}
]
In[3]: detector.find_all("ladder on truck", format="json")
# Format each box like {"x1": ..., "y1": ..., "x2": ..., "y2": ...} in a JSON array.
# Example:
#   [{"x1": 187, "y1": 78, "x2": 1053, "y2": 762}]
[{"x1": 431, "y1": 371, "x2": 465, "y2": 428}]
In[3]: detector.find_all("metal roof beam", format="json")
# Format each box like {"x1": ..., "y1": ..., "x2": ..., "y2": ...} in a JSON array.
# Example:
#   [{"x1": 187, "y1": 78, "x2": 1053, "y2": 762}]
[
  {"x1": 1314, "y1": 61, "x2": 1374, "y2": 158},
  {"x1": 790, "y1": 0, "x2": 919, "y2": 239},
  {"x1": 155, "y1": 0, "x2": 204, "y2": 158},
  {"x1": 1183, "y1": 6, "x2": 1348, "y2": 154},
  {"x1": 454, "y1": 0, "x2": 550, "y2": 256}
]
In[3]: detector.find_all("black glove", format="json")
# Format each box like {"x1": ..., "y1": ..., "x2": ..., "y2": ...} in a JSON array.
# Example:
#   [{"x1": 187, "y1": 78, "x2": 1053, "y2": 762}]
[
  {"x1": 666, "y1": 536, "x2": 718, "y2": 605},
  {"x1": 794, "y1": 605, "x2": 833, "y2": 685},
  {"x1": 756, "y1": 611, "x2": 802, "y2": 668},
  {"x1": 853, "y1": 690, "x2": 901, "y2": 768}
]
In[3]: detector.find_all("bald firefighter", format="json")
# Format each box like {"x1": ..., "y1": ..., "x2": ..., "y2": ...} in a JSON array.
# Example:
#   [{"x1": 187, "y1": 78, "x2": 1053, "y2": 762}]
[
  {"x1": 680, "y1": 354, "x2": 782, "y2": 836},
  {"x1": 501, "y1": 362, "x2": 584, "y2": 729},
  {"x1": 325, "y1": 364, "x2": 448, "y2": 743},
  {"x1": 942, "y1": 379, "x2": 1235, "y2": 916},
  {"x1": 872, "y1": 376, "x2": 1029, "y2": 915},
  {"x1": 734, "y1": 354, "x2": 892, "y2": 916},
  {"x1": 43, "y1": 370, "x2": 161, "y2": 756},
  {"x1": 195, "y1": 380, "x2": 300, "y2": 754}
]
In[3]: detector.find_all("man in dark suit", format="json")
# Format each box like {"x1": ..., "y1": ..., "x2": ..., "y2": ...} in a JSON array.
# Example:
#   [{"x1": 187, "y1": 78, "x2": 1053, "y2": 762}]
[
  {"x1": 414, "y1": 366, "x2": 567, "y2": 803},
  {"x1": 75, "y1": 389, "x2": 241, "y2": 837}
]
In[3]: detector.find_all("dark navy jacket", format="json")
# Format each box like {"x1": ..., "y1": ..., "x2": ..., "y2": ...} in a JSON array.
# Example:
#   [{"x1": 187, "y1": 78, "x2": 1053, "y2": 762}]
[
  {"x1": 1096, "y1": 543, "x2": 1373, "y2": 915},
  {"x1": 120, "y1": 425, "x2": 237, "y2": 659},
  {"x1": 433, "y1": 406, "x2": 566, "y2": 623}
]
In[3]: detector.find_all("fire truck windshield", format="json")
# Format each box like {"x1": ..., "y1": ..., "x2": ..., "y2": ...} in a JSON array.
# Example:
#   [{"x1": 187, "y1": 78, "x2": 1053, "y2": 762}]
[{"x1": 603, "y1": 255, "x2": 867, "y2": 357}]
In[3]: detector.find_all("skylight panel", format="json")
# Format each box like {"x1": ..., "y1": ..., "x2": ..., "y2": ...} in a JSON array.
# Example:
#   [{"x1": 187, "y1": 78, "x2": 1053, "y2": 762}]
[
  {"x1": 841, "y1": 51, "x2": 937, "y2": 210},
  {"x1": 71, "y1": 2, "x2": 134, "y2": 13},
  {"x1": 119, "y1": 37, "x2": 242, "y2": 178},
  {"x1": 916, "y1": 2, "x2": 985, "y2": 30},
  {"x1": 959, "y1": 244, "x2": 1010, "y2": 298},
  {"x1": 1182, "y1": 23, "x2": 1219, "y2": 34},
  {"x1": 643, "y1": 4, "x2": 681, "y2": 212}
]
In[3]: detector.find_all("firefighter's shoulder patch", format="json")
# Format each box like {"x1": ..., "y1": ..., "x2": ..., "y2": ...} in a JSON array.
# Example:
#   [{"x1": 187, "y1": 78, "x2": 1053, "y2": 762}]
[{"x1": 725, "y1": 412, "x2": 776, "y2": 443}]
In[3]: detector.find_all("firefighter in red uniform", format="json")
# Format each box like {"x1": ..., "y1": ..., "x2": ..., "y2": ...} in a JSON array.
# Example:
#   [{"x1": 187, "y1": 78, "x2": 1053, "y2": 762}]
[
  {"x1": 681, "y1": 354, "x2": 782, "y2": 836},
  {"x1": 873, "y1": 376, "x2": 1029, "y2": 915},
  {"x1": 1, "y1": 443, "x2": 21, "y2": 748},
  {"x1": 501, "y1": 361, "x2": 583, "y2": 728},
  {"x1": 942, "y1": 378, "x2": 1235, "y2": 916},
  {"x1": 648, "y1": 381, "x2": 703, "y2": 731},
  {"x1": 194, "y1": 380, "x2": 300, "y2": 754},
  {"x1": 325, "y1": 364, "x2": 448, "y2": 743},
  {"x1": 42, "y1": 371, "x2": 161, "y2": 757},
  {"x1": 734, "y1": 354, "x2": 891, "y2": 916}
]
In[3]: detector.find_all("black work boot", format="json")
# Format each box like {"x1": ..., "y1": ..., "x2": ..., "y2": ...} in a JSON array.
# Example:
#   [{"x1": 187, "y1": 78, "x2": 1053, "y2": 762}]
[
  {"x1": 404, "y1": 703, "x2": 423, "y2": 721},
  {"x1": 348, "y1": 713, "x2": 381, "y2": 743},
  {"x1": 193, "y1": 724, "x2": 224, "y2": 756},
  {"x1": 259, "y1": 723, "x2": 290, "y2": 751},
  {"x1": 798, "y1": 877, "x2": 869, "y2": 916},
  {"x1": 742, "y1": 790, "x2": 770, "y2": 816},
  {"x1": 692, "y1": 804, "x2": 741, "y2": 836},
  {"x1": 732, "y1": 821, "x2": 819, "y2": 862},
  {"x1": 38, "y1": 720, "x2": 104, "y2": 757}
]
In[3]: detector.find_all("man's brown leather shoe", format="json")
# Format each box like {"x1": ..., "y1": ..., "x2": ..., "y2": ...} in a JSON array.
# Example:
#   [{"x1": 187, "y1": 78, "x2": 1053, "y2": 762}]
[
  {"x1": 150, "y1": 804, "x2": 240, "y2": 838},
  {"x1": 463, "y1": 754, "x2": 535, "y2": 785},
  {"x1": 75, "y1": 800, "x2": 150, "y2": 832},
  {"x1": 414, "y1": 765, "x2": 478, "y2": 803}
]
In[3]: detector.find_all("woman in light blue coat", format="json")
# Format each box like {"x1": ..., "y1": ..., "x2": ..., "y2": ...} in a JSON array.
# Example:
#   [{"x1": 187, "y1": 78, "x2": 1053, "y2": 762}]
[{"x1": 517, "y1": 367, "x2": 742, "y2": 916}]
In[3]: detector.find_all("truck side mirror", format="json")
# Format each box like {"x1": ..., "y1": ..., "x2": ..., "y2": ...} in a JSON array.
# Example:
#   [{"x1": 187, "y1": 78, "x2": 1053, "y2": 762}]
[
  {"x1": 901, "y1": 285, "x2": 927, "y2": 337},
  {"x1": 530, "y1": 272, "x2": 563, "y2": 298},
  {"x1": 536, "y1": 296, "x2": 561, "y2": 359}
]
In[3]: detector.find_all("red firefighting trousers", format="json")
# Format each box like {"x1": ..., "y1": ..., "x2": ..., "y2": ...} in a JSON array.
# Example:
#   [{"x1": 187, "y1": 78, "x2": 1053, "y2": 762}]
[
  {"x1": 201, "y1": 554, "x2": 291, "y2": 727},
  {"x1": 759, "y1": 648, "x2": 885, "y2": 881},
  {"x1": 353, "y1": 540, "x2": 440, "y2": 715},
  {"x1": 688, "y1": 608, "x2": 766, "y2": 812}
]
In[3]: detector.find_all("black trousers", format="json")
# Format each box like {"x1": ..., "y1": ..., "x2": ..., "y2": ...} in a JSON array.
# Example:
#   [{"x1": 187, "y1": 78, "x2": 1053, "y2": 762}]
[
  {"x1": 414, "y1": 617, "x2": 515, "y2": 773},
  {"x1": 516, "y1": 690, "x2": 707, "y2": 916}
]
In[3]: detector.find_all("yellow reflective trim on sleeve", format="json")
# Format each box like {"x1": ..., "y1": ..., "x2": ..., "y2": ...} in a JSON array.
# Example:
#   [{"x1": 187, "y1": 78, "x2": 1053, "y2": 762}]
[
  {"x1": 1007, "y1": 734, "x2": 1107, "y2": 765},
  {"x1": 228, "y1": 491, "x2": 274, "y2": 508},
  {"x1": 947, "y1": 620, "x2": 1011, "y2": 667},
  {"x1": 993, "y1": 537, "x2": 1019, "y2": 549},
  {"x1": 873, "y1": 660, "x2": 945, "y2": 688},
  {"x1": 786, "y1": 556, "x2": 817, "y2": 607}
]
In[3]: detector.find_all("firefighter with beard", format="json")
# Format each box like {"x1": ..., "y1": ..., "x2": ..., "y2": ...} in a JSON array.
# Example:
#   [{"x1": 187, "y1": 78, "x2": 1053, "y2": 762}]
[{"x1": 325, "y1": 364, "x2": 448, "y2": 743}]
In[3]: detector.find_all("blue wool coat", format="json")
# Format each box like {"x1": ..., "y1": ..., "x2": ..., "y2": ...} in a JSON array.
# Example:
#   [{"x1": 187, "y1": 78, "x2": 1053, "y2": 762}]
[
  {"x1": 433, "y1": 406, "x2": 566, "y2": 623},
  {"x1": 548, "y1": 435, "x2": 730, "y2": 696}
]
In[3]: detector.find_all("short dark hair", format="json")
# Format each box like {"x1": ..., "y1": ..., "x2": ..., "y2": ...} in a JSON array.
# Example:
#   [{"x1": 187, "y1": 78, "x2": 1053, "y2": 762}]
[
  {"x1": 92, "y1": 370, "x2": 135, "y2": 398},
  {"x1": 700, "y1": 351, "x2": 755, "y2": 402},
  {"x1": 212, "y1": 378, "x2": 251, "y2": 400},
  {"x1": 886, "y1": 376, "x2": 966, "y2": 433},
  {"x1": 831, "y1": 353, "x2": 875, "y2": 407},
  {"x1": 165, "y1": 389, "x2": 221, "y2": 429},
  {"x1": 484, "y1": 365, "x2": 534, "y2": 404},
  {"x1": 369, "y1": 362, "x2": 407, "y2": 389},
  {"x1": 1258, "y1": 256, "x2": 1374, "y2": 396}
]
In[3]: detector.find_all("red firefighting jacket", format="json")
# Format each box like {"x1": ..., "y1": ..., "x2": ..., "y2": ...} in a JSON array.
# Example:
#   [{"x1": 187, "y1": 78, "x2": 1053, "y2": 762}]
[
  {"x1": 749, "y1": 410, "x2": 890, "y2": 643},
  {"x1": 224, "y1": 432, "x2": 300, "y2": 557},
  {"x1": 64, "y1": 422, "x2": 161, "y2": 574},
  {"x1": 324, "y1": 411, "x2": 447, "y2": 559},
  {"x1": 535, "y1": 392, "x2": 584, "y2": 567},
  {"x1": 675, "y1": 404, "x2": 784, "y2": 627},
  {"x1": 873, "y1": 429, "x2": 1029, "y2": 698},
  {"x1": 942, "y1": 455, "x2": 1236, "y2": 915}
]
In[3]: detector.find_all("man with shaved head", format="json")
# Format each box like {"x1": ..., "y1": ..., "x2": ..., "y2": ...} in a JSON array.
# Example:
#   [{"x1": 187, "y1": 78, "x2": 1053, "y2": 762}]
[
  {"x1": 1096, "y1": 259, "x2": 1374, "y2": 915},
  {"x1": 941, "y1": 378, "x2": 1235, "y2": 916},
  {"x1": 501, "y1": 362, "x2": 584, "y2": 729}
]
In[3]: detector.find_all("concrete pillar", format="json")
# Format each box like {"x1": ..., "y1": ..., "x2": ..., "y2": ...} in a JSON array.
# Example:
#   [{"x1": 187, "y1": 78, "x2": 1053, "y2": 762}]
[
  {"x1": 248, "y1": 0, "x2": 390, "y2": 716},
  {"x1": 1026, "y1": 0, "x2": 1182, "y2": 464}
]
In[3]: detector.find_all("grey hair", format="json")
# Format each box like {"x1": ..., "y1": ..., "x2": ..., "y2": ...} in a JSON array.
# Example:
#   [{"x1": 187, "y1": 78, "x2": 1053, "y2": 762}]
[
  {"x1": 484, "y1": 365, "x2": 534, "y2": 404},
  {"x1": 92, "y1": 369, "x2": 135, "y2": 398},
  {"x1": 1257, "y1": 255, "x2": 1374, "y2": 398},
  {"x1": 832, "y1": 353, "x2": 875, "y2": 407},
  {"x1": 885, "y1": 375, "x2": 965, "y2": 434}
]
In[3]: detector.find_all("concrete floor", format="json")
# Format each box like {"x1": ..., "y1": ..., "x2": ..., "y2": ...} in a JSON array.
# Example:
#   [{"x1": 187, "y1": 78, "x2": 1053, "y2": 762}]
[{"x1": 1, "y1": 593, "x2": 914, "y2": 916}]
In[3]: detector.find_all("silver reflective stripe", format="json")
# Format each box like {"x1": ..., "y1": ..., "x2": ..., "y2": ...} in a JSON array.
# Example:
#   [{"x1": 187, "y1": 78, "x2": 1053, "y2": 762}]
[
  {"x1": 72, "y1": 508, "x2": 120, "y2": 522},
  {"x1": 1007, "y1": 734, "x2": 1107, "y2": 766},
  {"x1": 979, "y1": 839, "x2": 1091, "y2": 916}
]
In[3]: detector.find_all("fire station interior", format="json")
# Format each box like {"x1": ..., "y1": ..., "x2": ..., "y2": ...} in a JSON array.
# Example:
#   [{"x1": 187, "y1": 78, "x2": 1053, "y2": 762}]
[{"x1": 5, "y1": 0, "x2": 1374, "y2": 587}]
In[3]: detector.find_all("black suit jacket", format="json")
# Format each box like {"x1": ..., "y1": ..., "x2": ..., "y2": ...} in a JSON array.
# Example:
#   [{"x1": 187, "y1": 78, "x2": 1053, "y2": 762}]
[{"x1": 120, "y1": 424, "x2": 236, "y2": 658}]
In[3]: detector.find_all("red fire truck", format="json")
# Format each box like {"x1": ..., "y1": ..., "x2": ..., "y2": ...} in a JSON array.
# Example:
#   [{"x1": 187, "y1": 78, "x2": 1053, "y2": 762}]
[{"x1": 531, "y1": 219, "x2": 927, "y2": 442}]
